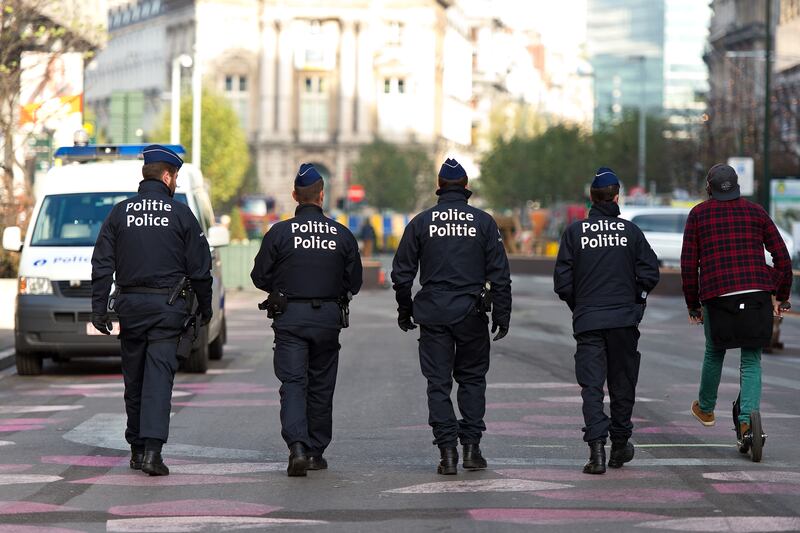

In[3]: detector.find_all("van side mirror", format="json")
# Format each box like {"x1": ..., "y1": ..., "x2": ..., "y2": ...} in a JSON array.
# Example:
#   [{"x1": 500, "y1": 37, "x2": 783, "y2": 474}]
[
  {"x1": 207, "y1": 225, "x2": 230, "y2": 248},
  {"x1": 2, "y1": 226, "x2": 22, "y2": 252}
]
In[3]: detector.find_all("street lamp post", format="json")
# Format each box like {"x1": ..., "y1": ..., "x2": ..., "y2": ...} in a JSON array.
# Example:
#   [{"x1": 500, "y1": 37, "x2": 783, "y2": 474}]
[
  {"x1": 763, "y1": 0, "x2": 773, "y2": 212},
  {"x1": 629, "y1": 55, "x2": 647, "y2": 191},
  {"x1": 170, "y1": 54, "x2": 193, "y2": 145},
  {"x1": 191, "y1": 49, "x2": 202, "y2": 169}
]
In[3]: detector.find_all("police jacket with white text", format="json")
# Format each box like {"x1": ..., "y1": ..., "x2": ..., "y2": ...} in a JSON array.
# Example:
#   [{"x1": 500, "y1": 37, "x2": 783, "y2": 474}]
[
  {"x1": 91, "y1": 179, "x2": 213, "y2": 317},
  {"x1": 553, "y1": 202, "x2": 659, "y2": 334},
  {"x1": 250, "y1": 204, "x2": 363, "y2": 329},
  {"x1": 391, "y1": 187, "x2": 512, "y2": 327}
]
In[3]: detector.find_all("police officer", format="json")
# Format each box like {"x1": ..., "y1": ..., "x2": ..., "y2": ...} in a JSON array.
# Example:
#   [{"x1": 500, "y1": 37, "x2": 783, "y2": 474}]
[
  {"x1": 553, "y1": 168, "x2": 659, "y2": 474},
  {"x1": 391, "y1": 158, "x2": 512, "y2": 475},
  {"x1": 91, "y1": 145, "x2": 213, "y2": 476},
  {"x1": 251, "y1": 163, "x2": 362, "y2": 477}
]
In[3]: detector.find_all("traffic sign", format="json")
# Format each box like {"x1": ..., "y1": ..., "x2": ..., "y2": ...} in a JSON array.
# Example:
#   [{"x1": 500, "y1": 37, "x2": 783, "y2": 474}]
[
  {"x1": 728, "y1": 157, "x2": 754, "y2": 196},
  {"x1": 347, "y1": 185, "x2": 365, "y2": 203}
]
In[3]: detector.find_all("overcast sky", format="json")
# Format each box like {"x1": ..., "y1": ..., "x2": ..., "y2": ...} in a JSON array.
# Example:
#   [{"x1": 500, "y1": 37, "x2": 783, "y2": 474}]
[{"x1": 494, "y1": 0, "x2": 588, "y2": 53}]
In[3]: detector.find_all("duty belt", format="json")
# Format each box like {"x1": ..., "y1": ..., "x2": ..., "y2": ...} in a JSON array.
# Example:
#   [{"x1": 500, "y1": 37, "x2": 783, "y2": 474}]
[
  {"x1": 119, "y1": 287, "x2": 172, "y2": 295},
  {"x1": 287, "y1": 297, "x2": 340, "y2": 308}
]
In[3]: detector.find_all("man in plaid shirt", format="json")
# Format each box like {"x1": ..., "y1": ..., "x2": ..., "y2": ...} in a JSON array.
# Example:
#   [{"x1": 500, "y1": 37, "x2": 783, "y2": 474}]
[{"x1": 681, "y1": 163, "x2": 792, "y2": 443}]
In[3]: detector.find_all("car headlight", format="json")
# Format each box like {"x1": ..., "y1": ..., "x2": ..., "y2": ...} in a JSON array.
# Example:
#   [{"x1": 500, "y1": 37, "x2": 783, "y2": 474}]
[{"x1": 19, "y1": 277, "x2": 53, "y2": 295}]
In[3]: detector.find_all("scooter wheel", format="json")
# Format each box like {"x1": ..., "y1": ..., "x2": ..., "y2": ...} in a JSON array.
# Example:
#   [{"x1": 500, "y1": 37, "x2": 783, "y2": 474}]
[{"x1": 749, "y1": 411, "x2": 763, "y2": 463}]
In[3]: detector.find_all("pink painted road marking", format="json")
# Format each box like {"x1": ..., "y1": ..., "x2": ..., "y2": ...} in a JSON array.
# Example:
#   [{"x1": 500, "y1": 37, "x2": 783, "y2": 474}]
[
  {"x1": 172, "y1": 399, "x2": 279, "y2": 408},
  {"x1": 0, "y1": 424, "x2": 46, "y2": 432},
  {"x1": 469, "y1": 508, "x2": 667, "y2": 525},
  {"x1": 0, "y1": 502, "x2": 76, "y2": 514},
  {"x1": 42, "y1": 455, "x2": 195, "y2": 467},
  {"x1": 637, "y1": 516, "x2": 800, "y2": 531},
  {"x1": 70, "y1": 474, "x2": 266, "y2": 486},
  {"x1": 108, "y1": 499, "x2": 280, "y2": 517},
  {"x1": 106, "y1": 516, "x2": 327, "y2": 531},
  {"x1": 535, "y1": 488, "x2": 705, "y2": 504},
  {"x1": 0, "y1": 527, "x2": 84, "y2": 533},
  {"x1": 712, "y1": 483, "x2": 800, "y2": 495},
  {"x1": 0, "y1": 465, "x2": 32, "y2": 473},
  {"x1": 0, "y1": 418, "x2": 66, "y2": 425},
  {"x1": 172, "y1": 382, "x2": 276, "y2": 395},
  {"x1": 485, "y1": 402, "x2": 561, "y2": 410},
  {"x1": 496, "y1": 468, "x2": 663, "y2": 482},
  {"x1": 703, "y1": 471, "x2": 800, "y2": 483}
]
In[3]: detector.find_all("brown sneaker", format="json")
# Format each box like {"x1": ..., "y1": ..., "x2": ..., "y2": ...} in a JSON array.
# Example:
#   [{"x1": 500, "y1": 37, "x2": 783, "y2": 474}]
[
  {"x1": 739, "y1": 422, "x2": 750, "y2": 437},
  {"x1": 691, "y1": 400, "x2": 715, "y2": 426}
]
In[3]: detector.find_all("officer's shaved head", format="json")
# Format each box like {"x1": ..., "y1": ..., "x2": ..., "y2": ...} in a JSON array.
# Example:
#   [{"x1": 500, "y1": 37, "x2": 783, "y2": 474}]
[
  {"x1": 438, "y1": 176, "x2": 468, "y2": 189},
  {"x1": 142, "y1": 162, "x2": 177, "y2": 181},
  {"x1": 590, "y1": 184, "x2": 620, "y2": 204},
  {"x1": 294, "y1": 179, "x2": 324, "y2": 205}
]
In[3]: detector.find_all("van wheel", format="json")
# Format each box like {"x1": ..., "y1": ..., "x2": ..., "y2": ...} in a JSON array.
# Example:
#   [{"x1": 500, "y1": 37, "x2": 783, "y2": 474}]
[
  {"x1": 209, "y1": 316, "x2": 224, "y2": 361},
  {"x1": 182, "y1": 325, "x2": 209, "y2": 373},
  {"x1": 16, "y1": 352, "x2": 43, "y2": 375}
]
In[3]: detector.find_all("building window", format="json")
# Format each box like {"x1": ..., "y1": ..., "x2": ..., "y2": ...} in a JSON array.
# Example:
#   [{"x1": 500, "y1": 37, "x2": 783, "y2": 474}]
[
  {"x1": 223, "y1": 74, "x2": 249, "y2": 130},
  {"x1": 383, "y1": 77, "x2": 407, "y2": 94},
  {"x1": 300, "y1": 75, "x2": 328, "y2": 136},
  {"x1": 387, "y1": 21, "x2": 403, "y2": 45}
]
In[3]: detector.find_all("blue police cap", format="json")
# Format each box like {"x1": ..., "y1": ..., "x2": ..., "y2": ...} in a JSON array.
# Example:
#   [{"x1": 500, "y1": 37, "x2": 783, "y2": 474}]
[
  {"x1": 438, "y1": 158, "x2": 467, "y2": 181},
  {"x1": 142, "y1": 144, "x2": 183, "y2": 170},
  {"x1": 295, "y1": 163, "x2": 323, "y2": 187},
  {"x1": 591, "y1": 167, "x2": 620, "y2": 188}
]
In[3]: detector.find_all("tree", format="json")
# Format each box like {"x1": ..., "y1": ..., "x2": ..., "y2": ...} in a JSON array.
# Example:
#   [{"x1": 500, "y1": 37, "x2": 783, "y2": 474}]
[
  {"x1": 0, "y1": 0, "x2": 101, "y2": 227},
  {"x1": 151, "y1": 89, "x2": 249, "y2": 209},
  {"x1": 480, "y1": 124, "x2": 595, "y2": 208},
  {"x1": 353, "y1": 139, "x2": 432, "y2": 211}
]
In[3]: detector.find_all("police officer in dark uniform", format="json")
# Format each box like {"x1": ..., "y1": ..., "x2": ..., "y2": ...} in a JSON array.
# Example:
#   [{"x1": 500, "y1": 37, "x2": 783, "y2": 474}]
[
  {"x1": 553, "y1": 168, "x2": 659, "y2": 474},
  {"x1": 391, "y1": 158, "x2": 512, "y2": 475},
  {"x1": 251, "y1": 163, "x2": 362, "y2": 477},
  {"x1": 91, "y1": 145, "x2": 213, "y2": 477}
]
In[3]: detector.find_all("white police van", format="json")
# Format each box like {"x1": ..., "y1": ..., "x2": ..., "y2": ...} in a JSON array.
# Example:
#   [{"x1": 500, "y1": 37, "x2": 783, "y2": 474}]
[{"x1": 2, "y1": 143, "x2": 229, "y2": 375}]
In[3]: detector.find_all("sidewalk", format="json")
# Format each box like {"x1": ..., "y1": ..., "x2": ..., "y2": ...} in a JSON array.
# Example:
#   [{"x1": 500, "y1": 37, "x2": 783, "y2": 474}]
[{"x1": 0, "y1": 279, "x2": 14, "y2": 370}]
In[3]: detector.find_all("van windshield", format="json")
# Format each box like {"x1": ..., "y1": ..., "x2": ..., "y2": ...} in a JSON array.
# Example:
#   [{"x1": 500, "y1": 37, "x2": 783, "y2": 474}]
[{"x1": 30, "y1": 192, "x2": 188, "y2": 247}]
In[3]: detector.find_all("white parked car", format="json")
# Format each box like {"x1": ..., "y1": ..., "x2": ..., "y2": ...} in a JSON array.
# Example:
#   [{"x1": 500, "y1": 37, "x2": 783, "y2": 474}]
[
  {"x1": 2, "y1": 143, "x2": 229, "y2": 375},
  {"x1": 620, "y1": 206, "x2": 794, "y2": 268}
]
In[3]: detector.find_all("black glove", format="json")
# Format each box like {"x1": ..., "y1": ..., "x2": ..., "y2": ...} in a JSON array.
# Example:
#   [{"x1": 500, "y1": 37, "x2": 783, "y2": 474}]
[
  {"x1": 397, "y1": 307, "x2": 417, "y2": 332},
  {"x1": 90, "y1": 313, "x2": 113, "y2": 335},
  {"x1": 491, "y1": 322, "x2": 508, "y2": 341},
  {"x1": 200, "y1": 309, "x2": 212, "y2": 326}
]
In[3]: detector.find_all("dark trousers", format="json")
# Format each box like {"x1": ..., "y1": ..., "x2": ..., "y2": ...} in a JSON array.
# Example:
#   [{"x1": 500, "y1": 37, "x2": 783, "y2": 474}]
[
  {"x1": 419, "y1": 312, "x2": 490, "y2": 448},
  {"x1": 118, "y1": 311, "x2": 183, "y2": 446},
  {"x1": 574, "y1": 326, "x2": 641, "y2": 443},
  {"x1": 273, "y1": 325, "x2": 341, "y2": 455}
]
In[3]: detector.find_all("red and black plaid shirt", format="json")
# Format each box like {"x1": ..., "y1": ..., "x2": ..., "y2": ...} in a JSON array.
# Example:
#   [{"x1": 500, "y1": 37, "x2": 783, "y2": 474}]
[{"x1": 680, "y1": 197, "x2": 792, "y2": 309}]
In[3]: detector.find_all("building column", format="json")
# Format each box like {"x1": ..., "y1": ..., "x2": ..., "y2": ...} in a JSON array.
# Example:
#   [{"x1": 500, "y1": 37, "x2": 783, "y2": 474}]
[
  {"x1": 355, "y1": 20, "x2": 374, "y2": 139},
  {"x1": 277, "y1": 18, "x2": 295, "y2": 139},
  {"x1": 259, "y1": 20, "x2": 278, "y2": 139},
  {"x1": 339, "y1": 20, "x2": 357, "y2": 141}
]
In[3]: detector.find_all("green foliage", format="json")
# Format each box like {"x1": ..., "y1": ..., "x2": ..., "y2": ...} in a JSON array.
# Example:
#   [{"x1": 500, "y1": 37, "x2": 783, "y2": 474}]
[
  {"x1": 353, "y1": 139, "x2": 433, "y2": 211},
  {"x1": 480, "y1": 112, "x2": 704, "y2": 208},
  {"x1": 227, "y1": 206, "x2": 247, "y2": 241},
  {"x1": 151, "y1": 89, "x2": 250, "y2": 209},
  {"x1": 480, "y1": 124, "x2": 595, "y2": 208}
]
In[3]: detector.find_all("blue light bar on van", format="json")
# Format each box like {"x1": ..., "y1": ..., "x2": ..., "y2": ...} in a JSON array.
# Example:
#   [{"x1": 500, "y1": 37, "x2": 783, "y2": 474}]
[{"x1": 53, "y1": 144, "x2": 186, "y2": 163}]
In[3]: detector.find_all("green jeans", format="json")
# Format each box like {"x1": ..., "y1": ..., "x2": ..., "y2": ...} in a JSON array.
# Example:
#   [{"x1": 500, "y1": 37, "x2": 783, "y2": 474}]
[{"x1": 698, "y1": 306, "x2": 762, "y2": 424}]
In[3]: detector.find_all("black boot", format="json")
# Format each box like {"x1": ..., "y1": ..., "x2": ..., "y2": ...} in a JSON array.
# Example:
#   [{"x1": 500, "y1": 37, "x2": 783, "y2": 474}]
[
  {"x1": 141, "y1": 451, "x2": 169, "y2": 476},
  {"x1": 608, "y1": 440, "x2": 634, "y2": 468},
  {"x1": 462, "y1": 443, "x2": 487, "y2": 470},
  {"x1": 437, "y1": 446, "x2": 458, "y2": 475},
  {"x1": 307, "y1": 455, "x2": 328, "y2": 470},
  {"x1": 129, "y1": 445, "x2": 145, "y2": 470},
  {"x1": 287, "y1": 442, "x2": 308, "y2": 477},
  {"x1": 582, "y1": 440, "x2": 606, "y2": 475}
]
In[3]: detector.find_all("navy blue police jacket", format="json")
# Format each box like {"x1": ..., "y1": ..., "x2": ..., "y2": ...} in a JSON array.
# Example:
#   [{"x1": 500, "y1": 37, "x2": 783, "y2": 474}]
[
  {"x1": 553, "y1": 202, "x2": 660, "y2": 334},
  {"x1": 91, "y1": 179, "x2": 213, "y2": 317},
  {"x1": 250, "y1": 204, "x2": 363, "y2": 330},
  {"x1": 391, "y1": 187, "x2": 512, "y2": 327}
]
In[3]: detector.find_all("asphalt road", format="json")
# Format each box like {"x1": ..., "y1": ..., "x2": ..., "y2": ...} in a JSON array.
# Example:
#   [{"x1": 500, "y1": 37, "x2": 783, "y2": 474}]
[{"x1": 0, "y1": 275, "x2": 799, "y2": 532}]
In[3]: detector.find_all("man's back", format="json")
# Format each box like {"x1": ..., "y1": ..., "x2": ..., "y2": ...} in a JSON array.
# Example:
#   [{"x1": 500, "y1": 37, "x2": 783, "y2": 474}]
[
  {"x1": 681, "y1": 197, "x2": 792, "y2": 309},
  {"x1": 391, "y1": 187, "x2": 511, "y2": 326}
]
